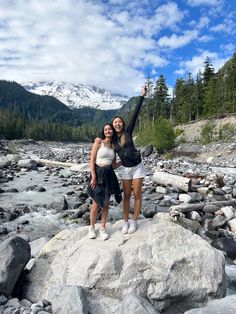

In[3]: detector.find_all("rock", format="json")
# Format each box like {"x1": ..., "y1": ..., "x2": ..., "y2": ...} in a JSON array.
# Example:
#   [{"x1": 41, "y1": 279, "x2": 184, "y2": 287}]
[
  {"x1": 155, "y1": 186, "x2": 167, "y2": 194},
  {"x1": 214, "y1": 188, "x2": 226, "y2": 196},
  {"x1": 121, "y1": 294, "x2": 160, "y2": 314},
  {"x1": 228, "y1": 218, "x2": 236, "y2": 233},
  {"x1": 5, "y1": 188, "x2": 19, "y2": 193},
  {"x1": 211, "y1": 237, "x2": 236, "y2": 260},
  {"x1": 49, "y1": 196, "x2": 68, "y2": 212},
  {"x1": 186, "y1": 211, "x2": 202, "y2": 222},
  {"x1": 47, "y1": 285, "x2": 88, "y2": 314},
  {"x1": 0, "y1": 236, "x2": 31, "y2": 296},
  {"x1": 179, "y1": 194, "x2": 193, "y2": 203},
  {"x1": 142, "y1": 204, "x2": 157, "y2": 218},
  {"x1": 188, "y1": 192, "x2": 203, "y2": 202},
  {"x1": 5, "y1": 298, "x2": 21, "y2": 308},
  {"x1": 206, "y1": 157, "x2": 214, "y2": 163},
  {"x1": 210, "y1": 215, "x2": 227, "y2": 229},
  {"x1": 30, "y1": 237, "x2": 50, "y2": 258},
  {"x1": 0, "y1": 295, "x2": 8, "y2": 305},
  {"x1": 17, "y1": 159, "x2": 37, "y2": 170},
  {"x1": 0, "y1": 157, "x2": 11, "y2": 169},
  {"x1": 142, "y1": 145, "x2": 153, "y2": 158},
  {"x1": 0, "y1": 227, "x2": 8, "y2": 235},
  {"x1": 197, "y1": 187, "x2": 209, "y2": 195},
  {"x1": 203, "y1": 204, "x2": 220, "y2": 213},
  {"x1": 22, "y1": 220, "x2": 225, "y2": 313},
  {"x1": 221, "y1": 206, "x2": 234, "y2": 221},
  {"x1": 184, "y1": 294, "x2": 236, "y2": 313}
]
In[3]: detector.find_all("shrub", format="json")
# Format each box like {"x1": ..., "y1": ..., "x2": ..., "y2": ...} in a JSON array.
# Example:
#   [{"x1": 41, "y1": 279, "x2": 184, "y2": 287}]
[
  {"x1": 164, "y1": 152, "x2": 174, "y2": 160},
  {"x1": 175, "y1": 128, "x2": 184, "y2": 138},
  {"x1": 200, "y1": 121, "x2": 216, "y2": 144},
  {"x1": 218, "y1": 123, "x2": 236, "y2": 141},
  {"x1": 153, "y1": 118, "x2": 175, "y2": 153}
]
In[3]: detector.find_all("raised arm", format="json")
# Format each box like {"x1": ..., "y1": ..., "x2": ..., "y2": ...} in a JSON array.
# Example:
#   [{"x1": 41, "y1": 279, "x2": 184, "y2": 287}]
[
  {"x1": 89, "y1": 141, "x2": 100, "y2": 189},
  {"x1": 126, "y1": 86, "x2": 147, "y2": 134}
]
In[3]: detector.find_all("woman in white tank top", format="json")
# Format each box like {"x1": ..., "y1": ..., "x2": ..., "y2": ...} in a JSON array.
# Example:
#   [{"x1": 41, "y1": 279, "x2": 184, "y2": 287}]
[{"x1": 87, "y1": 123, "x2": 122, "y2": 240}]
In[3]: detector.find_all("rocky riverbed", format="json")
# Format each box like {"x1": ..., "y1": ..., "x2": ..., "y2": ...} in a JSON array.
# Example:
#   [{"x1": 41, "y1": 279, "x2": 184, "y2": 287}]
[{"x1": 0, "y1": 139, "x2": 236, "y2": 314}]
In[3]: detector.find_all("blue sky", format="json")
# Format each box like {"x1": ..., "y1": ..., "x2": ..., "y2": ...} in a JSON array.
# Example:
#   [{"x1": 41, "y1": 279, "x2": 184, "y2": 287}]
[{"x1": 0, "y1": 0, "x2": 236, "y2": 96}]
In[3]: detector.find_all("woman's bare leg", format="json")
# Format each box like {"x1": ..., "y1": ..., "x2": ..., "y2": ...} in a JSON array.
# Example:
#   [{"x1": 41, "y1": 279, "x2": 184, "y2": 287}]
[
  {"x1": 101, "y1": 200, "x2": 110, "y2": 228},
  {"x1": 133, "y1": 178, "x2": 144, "y2": 221},
  {"x1": 90, "y1": 200, "x2": 99, "y2": 226},
  {"x1": 122, "y1": 179, "x2": 132, "y2": 221}
]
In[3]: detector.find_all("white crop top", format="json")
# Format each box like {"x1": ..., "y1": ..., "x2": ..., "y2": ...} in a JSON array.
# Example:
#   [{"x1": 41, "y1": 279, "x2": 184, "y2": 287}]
[{"x1": 96, "y1": 142, "x2": 114, "y2": 166}]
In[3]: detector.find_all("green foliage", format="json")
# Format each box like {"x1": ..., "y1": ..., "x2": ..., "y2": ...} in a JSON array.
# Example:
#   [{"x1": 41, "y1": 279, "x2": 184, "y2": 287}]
[
  {"x1": 164, "y1": 152, "x2": 174, "y2": 160},
  {"x1": 0, "y1": 108, "x2": 98, "y2": 141},
  {"x1": 136, "y1": 120, "x2": 154, "y2": 146},
  {"x1": 153, "y1": 118, "x2": 175, "y2": 152},
  {"x1": 175, "y1": 128, "x2": 184, "y2": 137},
  {"x1": 200, "y1": 121, "x2": 216, "y2": 144},
  {"x1": 218, "y1": 123, "x2": 236, "y2": 141}
]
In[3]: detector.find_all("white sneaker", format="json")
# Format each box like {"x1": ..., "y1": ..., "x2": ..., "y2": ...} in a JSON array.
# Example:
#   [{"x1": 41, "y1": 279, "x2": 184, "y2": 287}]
[
  {"x1": 99, "y1": 227, "x2": 110, "y2": 240},
  {"x1": 88, "y1": 225, "x2": 96, "y2": 239},
  {"x1": 122, "y1": 222, "x2": 129, "y2": 234},
  {"x1": 128, "y1": 220, "x2": 138, "y2": 234}
]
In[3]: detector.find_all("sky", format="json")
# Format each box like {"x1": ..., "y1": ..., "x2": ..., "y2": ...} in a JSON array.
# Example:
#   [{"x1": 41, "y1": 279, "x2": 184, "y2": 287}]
[{"x1": 0, "y1": 0, "x2": 236, "y2": 96}]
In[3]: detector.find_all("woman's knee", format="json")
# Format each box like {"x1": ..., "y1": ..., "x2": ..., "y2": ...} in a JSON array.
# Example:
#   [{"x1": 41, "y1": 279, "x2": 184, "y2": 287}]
[
  {"x1": 90, "y1": 202, "x2": 99, "y2": 211},
  {"x1": 133, "y1": 192, "x2": 142, "y2": 201}
]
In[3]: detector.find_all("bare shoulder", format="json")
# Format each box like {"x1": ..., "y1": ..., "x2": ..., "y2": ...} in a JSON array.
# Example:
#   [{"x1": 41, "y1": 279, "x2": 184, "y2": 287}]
[{"x1": 94, "y1": 137, "x2": 102, "y2": 145}]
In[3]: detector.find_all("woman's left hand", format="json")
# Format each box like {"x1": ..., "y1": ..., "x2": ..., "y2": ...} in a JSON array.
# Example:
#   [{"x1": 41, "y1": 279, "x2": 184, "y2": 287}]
[
  {"x1": 90, "y1": 177, "x2": 97, "y2": 190},
  {"x1": 141, "y1": 86, "x2": 148, "y2": 97}
]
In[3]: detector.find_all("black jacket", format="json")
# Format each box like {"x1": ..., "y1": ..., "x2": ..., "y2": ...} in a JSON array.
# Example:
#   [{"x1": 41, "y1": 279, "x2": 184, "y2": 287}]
[
  {"x1": 113, "y1": 96, "x2": 144, "y2": 167},
  {"x1": 87, "y1": 165, "x2": 122, "y2": 209}
]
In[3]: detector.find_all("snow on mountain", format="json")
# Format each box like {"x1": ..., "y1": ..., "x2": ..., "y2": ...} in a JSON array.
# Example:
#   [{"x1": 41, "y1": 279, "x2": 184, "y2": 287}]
[{"x1": 20, "y1": 80, "x2": 129, "y2": 110}]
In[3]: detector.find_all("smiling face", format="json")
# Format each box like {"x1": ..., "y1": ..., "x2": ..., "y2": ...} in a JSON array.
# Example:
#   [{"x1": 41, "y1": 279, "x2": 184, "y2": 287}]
[
  {"x1": 112, "y1": 117, "x2": 124, "y2": 135},
  {"x1": 103, "y1": 124, "x2": 114, "y2": 138}
]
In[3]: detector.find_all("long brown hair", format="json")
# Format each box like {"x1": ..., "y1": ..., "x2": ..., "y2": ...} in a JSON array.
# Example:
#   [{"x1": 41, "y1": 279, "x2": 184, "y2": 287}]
[{"x1": 111, "y1": 115, "x2": 126, "y2": 146}]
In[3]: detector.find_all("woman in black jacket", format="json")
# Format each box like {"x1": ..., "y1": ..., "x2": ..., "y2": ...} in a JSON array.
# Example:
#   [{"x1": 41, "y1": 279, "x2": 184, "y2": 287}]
[{"x1": 111, "y1": 86, "x2": 147, "y2": 234}]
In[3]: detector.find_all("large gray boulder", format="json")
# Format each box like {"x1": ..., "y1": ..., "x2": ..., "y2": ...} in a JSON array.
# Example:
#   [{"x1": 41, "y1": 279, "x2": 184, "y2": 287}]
[
  {"x1": 22, "y1": 219, "x2": 225, "y2": 313},
  {"x1": 121, "y1": 294, "x2": 160, "y2": 314},
  {"x1": 17, "y1": 159, "x2": 37, "y2": 170},
  {"x1": 184, "y1": 294, "x2": 236, "y2": 313},
  {"x1": 0, "y1": 236, "x2": 31, "y2": 296},
  {"x1": 48, "y1": 285, "x2": 88, "y2": 314}
]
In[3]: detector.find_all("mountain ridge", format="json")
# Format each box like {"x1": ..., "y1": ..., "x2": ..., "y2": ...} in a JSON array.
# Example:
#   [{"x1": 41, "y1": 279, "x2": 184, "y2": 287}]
[{"x1": 20, "y1": 80, "x2": 129, "y2": 110}]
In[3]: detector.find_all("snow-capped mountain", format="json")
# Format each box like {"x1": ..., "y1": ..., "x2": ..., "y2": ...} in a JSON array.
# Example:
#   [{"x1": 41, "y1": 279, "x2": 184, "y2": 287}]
[{"x1": 20, "y1": 80, "x2": 129, "y2": 110}]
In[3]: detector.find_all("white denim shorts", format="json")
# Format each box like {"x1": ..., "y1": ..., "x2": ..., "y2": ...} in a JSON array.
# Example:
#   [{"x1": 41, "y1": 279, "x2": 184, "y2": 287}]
[{"x1": 121, "y1": 161, "x2": 146, "y2": 180}]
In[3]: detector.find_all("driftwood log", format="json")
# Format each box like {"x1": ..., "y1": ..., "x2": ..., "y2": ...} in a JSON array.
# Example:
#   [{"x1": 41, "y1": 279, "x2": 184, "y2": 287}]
[
  {"x1": 153, "y1": 171, "x2": 191, "y2": 192},
  {"x1": 38, "y1": 159, "x2": 90, "y2": 172},
  {"x1": 169, "y1": 200, "x2": 236, "y2": 214},
  {"x1": 38, "y1": 159, "x2": 75, "y2": 167}
]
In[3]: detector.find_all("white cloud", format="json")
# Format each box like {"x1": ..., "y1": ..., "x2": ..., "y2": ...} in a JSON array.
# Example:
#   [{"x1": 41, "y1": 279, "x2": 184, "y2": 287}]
[
  {"x1": 197, "y1": 16, "x2": 210, "y2": 29},
  {"x1": 0, "y1": 0, "x2": 185, "y2": 95},
  {"x1": 177, "y1": 50, "x2": 228, "y2": 77},
  {"x1": 186, "y1": 0, "x2": 223, "y2": 7},
  {"x1": 0, "y1": 0, "x2": 234, "y2": 96},
  {"x1": 210, "y1": 18, "x2": 235, "y2": 34},
  {"x1": 220, "y1": 43, "x2": 236, "y2": 54},
  {"x1": 158, "y1": 30, "x2": 199, "y2": 49}
]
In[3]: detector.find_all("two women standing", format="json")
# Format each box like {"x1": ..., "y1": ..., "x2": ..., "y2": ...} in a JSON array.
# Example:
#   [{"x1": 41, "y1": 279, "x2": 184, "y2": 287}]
[{"x1": 87, "y1": 86, "x2": 147, "y2": 239}]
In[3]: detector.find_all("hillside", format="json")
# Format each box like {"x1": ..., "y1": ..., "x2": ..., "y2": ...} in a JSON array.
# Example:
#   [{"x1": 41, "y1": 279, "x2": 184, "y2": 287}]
[
  {"x1": 173, "y1": 115, "x2": 236, "y2": 166},
  {"x1": 175, "y1": 115, "x2": 236, "y2": 142},
  {"x1": 0, "y1": 80, "x2": 118, "y2": 127}
]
